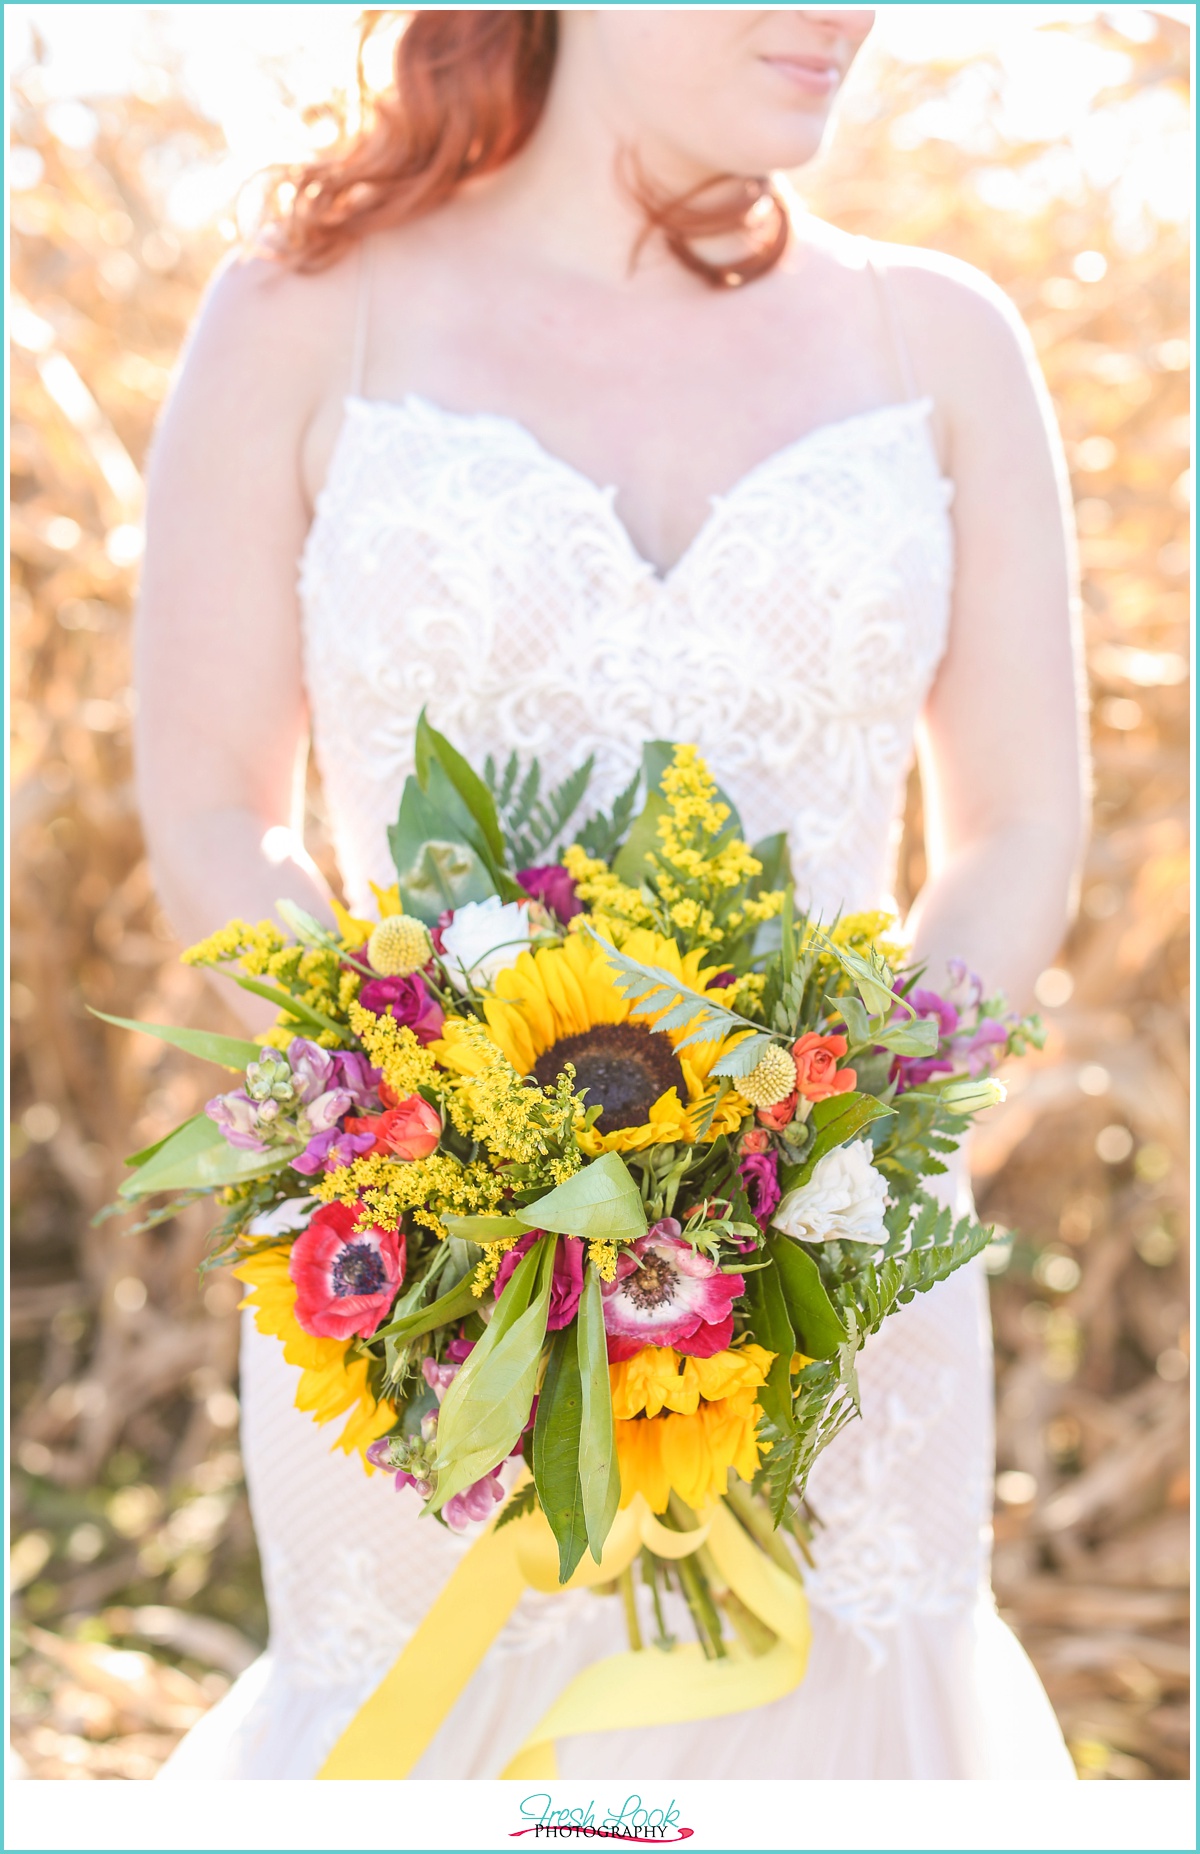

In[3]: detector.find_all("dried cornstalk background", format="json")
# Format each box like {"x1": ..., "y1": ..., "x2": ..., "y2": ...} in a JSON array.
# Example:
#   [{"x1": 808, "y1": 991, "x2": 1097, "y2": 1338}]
[{"x1": 9, "y1": 13, "x2": 1190, "y2": 1780}]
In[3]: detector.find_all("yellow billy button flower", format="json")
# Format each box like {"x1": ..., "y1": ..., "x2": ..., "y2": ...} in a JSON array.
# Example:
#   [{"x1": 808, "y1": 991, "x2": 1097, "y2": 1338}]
[
  {"x1": 609, "y1": 1343, "x2": 775, "y2": 1513},
  {"x1": 367, "y1": 913, "x2": 432, "y2": 977},
  {"x1": 737, "y1": 1043, "x2": 797, "y2": 1110}
]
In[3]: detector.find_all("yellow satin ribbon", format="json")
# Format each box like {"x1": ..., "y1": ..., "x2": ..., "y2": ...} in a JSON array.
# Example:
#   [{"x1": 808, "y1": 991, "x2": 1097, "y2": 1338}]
[{"x1": 317, "y1": 1489, "x2": 810, "y2": 1780}]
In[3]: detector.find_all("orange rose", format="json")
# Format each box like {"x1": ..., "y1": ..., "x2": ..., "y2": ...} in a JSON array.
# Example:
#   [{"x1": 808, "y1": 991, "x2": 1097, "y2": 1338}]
[
  {"x1": 792, "y1": 1032, "x2": 857, "y2": 1102},
  {"x1": 344, "y1": 1094, "x2": 442, "y2": 1161},
  {"x1": 756, "y1": 1093, "x2": 797, "y2": 1131},
  {"x1": 740, "y1": 1128, "x2": 771, "y2": 1154}
]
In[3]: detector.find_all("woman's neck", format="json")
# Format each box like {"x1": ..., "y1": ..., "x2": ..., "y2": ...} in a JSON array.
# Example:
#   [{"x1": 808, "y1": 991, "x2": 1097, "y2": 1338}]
[{"x1": 452, "y1": 29, "x2": 721, "y2": 291}]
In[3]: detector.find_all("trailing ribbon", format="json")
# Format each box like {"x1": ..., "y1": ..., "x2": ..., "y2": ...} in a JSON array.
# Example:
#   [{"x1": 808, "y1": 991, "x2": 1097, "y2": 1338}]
[{"x1": 317, "y1": 1488, "x2": 810, "y2": 1780}]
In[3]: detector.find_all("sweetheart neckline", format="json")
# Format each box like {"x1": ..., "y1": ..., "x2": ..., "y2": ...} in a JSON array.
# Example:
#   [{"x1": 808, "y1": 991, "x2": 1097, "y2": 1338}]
[{"x1": 335, "y1": 390, "x2": 949, "y2": 586}]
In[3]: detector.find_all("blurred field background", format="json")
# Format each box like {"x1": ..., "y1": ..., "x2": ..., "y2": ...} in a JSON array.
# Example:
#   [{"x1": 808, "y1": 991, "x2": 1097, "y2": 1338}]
[{"x1": 8, "y1": 4, "x2": 1191, "y2": 1782}]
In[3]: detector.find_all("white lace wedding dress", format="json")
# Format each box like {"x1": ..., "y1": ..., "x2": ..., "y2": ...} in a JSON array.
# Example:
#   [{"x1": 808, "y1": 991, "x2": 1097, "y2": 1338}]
[{"x1": 160, "y1": 274, "x2": 1075, "y2": 1779}]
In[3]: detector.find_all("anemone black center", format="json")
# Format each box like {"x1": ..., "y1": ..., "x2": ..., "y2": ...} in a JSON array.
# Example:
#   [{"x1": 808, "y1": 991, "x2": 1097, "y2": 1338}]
[
  {"x1": 532, "y1": 1023, "x2": 686, "y2": 1133},
  {"x1": 624, "y1": 1249, "x2": 680, "y2": 1311},
  {"x1": 331, "y1": 1241, "x2": 386, "y2": 1299}
]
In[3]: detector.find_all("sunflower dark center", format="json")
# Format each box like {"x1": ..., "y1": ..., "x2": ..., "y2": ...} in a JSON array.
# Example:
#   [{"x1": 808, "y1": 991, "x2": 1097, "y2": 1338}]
[
  {"x1": 331, "y1": 1241, "x2": 386, "y2": 1298},
  {"x1": 531, "y1": 1023, "x2": 686, "y2": 1133},
  {"x1": 624, "y1": 1251, "x2": 680, "y2": 1311}
]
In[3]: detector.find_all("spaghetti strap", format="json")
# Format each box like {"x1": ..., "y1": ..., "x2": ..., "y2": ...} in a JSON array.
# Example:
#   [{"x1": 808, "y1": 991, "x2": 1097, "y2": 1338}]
[
  {"x1": 863, "y1": 241, "x2": 920, "y2": 403},
  {"x1": 349, "y1": 235, "x2": 374, "y2": 398}
]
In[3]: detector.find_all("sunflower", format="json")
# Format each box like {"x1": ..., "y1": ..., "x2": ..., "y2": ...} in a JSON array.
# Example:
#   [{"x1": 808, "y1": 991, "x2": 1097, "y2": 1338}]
[
  {"x1": 432, "y1": 928, "x2": 747, "y2": 1153},
  {"x1": 234, "y1": 1247, "x2": 395, "y2": 1462},
  {"x1": 609, "y1": 1343, "x2": 774, "y2": 1512}
]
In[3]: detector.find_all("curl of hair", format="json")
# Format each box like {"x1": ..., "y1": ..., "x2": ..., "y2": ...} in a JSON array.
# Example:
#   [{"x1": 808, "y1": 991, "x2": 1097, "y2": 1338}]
[{"x1": 267, "y1": 9, "x2": 789, "y2": 288}]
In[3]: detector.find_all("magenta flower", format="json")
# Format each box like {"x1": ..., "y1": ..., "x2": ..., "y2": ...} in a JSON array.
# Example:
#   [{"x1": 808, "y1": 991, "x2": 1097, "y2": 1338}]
[
  {"x1": 906, "y1": 989, "x2": 959, "y2": 1040},
  {"x1": 738, "y1": 1150, "x2": 781, "y2": 1225},
  {"x1": 422, "y1": 1355, "x2": 461, "y2": 1401},
  {"x1": 332, "y1": 1050, "x2": 383, "y2": 1110},
  {"x1": 516, "y1": 864, "x2": 582, "y2": 923},
  {"x1": 443, "y1": 1468, "x2": 506, "y2": 1532},
  {"x1": 357, "y1": 972, "x2": 445, "y2": 1045},
  {"x1": 601, "y1": 1220, "x2": 743, "y2": 1362},
  {"x1": 494, "y1": 1233, "x2": 585, "y2": 1330}
]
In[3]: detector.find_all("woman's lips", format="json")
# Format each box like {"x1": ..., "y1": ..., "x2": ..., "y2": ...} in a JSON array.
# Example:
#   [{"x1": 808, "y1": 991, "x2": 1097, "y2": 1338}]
[{"x1": 760, "y1": 53, "x2": 843, "y2": 98}]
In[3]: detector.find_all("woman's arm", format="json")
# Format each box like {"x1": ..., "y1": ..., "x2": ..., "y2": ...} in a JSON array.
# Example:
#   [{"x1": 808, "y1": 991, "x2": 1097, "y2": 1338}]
[
  {"x1": 894, "y1": 257, "x2": 1090, "y2": 1007},
  {"x1": 134, "y1": 254, "x2": 353, "y2": 1025}
]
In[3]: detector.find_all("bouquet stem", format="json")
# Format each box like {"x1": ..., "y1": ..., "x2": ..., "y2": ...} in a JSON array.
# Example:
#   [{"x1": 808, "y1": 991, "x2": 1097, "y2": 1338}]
[
  {"x1": 640, "y1": 1549, "x2": 676, "y2": 1651},
  {"x1": 722, "y1": 1478, "x2": 806, "y2": 1582},
  {"x1": 617, "y1": 1566, "x2": 643, "y2": 1653}
]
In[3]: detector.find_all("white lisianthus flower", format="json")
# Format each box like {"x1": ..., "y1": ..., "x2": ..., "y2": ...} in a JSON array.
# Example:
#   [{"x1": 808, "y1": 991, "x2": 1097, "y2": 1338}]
[
  {"x1": 772, "y1": 1139, "x2": 890, "y2": 1246},
  {"x1": 440, "y1": 897, "x2": 532, "y2": 993},
  {"x1": 245, "y1": 1196, "x2": 319, "y2": 1238}
]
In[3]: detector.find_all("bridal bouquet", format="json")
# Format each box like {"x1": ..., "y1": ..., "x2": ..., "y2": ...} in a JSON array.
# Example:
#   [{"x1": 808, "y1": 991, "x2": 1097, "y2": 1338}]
[{"x1": 103, "y1": 717, "x2": 1039, "y2": 1664}]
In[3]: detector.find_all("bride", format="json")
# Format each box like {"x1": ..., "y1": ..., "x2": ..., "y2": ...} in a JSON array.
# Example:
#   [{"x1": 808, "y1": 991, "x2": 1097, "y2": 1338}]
[{"x1": 138, "y1": 9, "x2": 1085, "y2": 1779}]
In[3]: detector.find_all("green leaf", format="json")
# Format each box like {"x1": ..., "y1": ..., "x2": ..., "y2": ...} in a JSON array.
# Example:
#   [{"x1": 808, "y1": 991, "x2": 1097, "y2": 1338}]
[
  {"x1": 374, "y1": 1270, "x2": 482, "y2": 1346},
  {"x1": 430, "y1": 1238, "x2": 554, "y2": 1509},
  {"x1": 766, "y1": 1234, "x2": 846, "y2": 1360},
  {"x1": 743, "y1": 1256, "x2": 796, "y2": 1436},
  {"x1": 415, "y1": 709, "x2": 509, "y2": 870},
  {"x1": 423, "y1": 759, "x2": 520, "y2": 899},
  {"x1": 834, "y1": 992, "x2": 873, "y2": 1046},
  {"x1": 779, "y1": 1091, "x2": 895, "y2": 1193},
  {"x1": 874, "y1": 1016, "x2": 940, "y2": 1057},
  {"x1": 532, "y1": 1324, "x2": 589, "y2": 1584},
  {"x1": 524, "y1": 1151, "x2": 649, "y2": 1245},
  {"x1": 577, "y1": 1266, "x2": 620, "y2": 1565},
  {"x1": 229, "y1": 975, "x2": 346, "y2": 1039},
  {"x1": 118, "y1": 1116, "x2": 301, "y2": 1199},
  {"x1": 123, "y1": 1114, "x2": 207, "y2": 1169},
  {"x1": 440, "y1": 1213, "x2": 531, "y2": 1244},
  {"x1": 387, "y1": 775, "x2": 495, "y2": 925},
  {"x1": 89, "y1": 1009, "x2": 260, "y2": 1072}
]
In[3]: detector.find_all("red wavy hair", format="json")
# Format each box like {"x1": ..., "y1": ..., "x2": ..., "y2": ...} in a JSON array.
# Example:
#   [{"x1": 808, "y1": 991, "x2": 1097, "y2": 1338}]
[{"x1": 268, "y1": 9, "x2": 789, "y2": 288}]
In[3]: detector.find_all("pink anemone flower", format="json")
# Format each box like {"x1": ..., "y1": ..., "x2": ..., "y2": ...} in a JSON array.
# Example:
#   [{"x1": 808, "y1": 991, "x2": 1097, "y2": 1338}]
[
  {"x1": 601, "y1": 1219, "x2": 743, "y2": 1362},
  {"x1": 288, "y1": 1199, "x2": 404, "y2": 1341}
]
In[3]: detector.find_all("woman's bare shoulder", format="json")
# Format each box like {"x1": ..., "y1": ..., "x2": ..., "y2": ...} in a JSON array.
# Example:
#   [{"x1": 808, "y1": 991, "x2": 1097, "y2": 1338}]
[{"x1": 171, "y1": 246, "x2": 360, "y2": 425}]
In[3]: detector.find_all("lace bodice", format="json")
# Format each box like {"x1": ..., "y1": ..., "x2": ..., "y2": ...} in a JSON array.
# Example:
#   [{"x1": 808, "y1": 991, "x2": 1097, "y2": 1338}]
[{"x1": 299, "y1": 392, "x2": 954, "y2": 918}]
